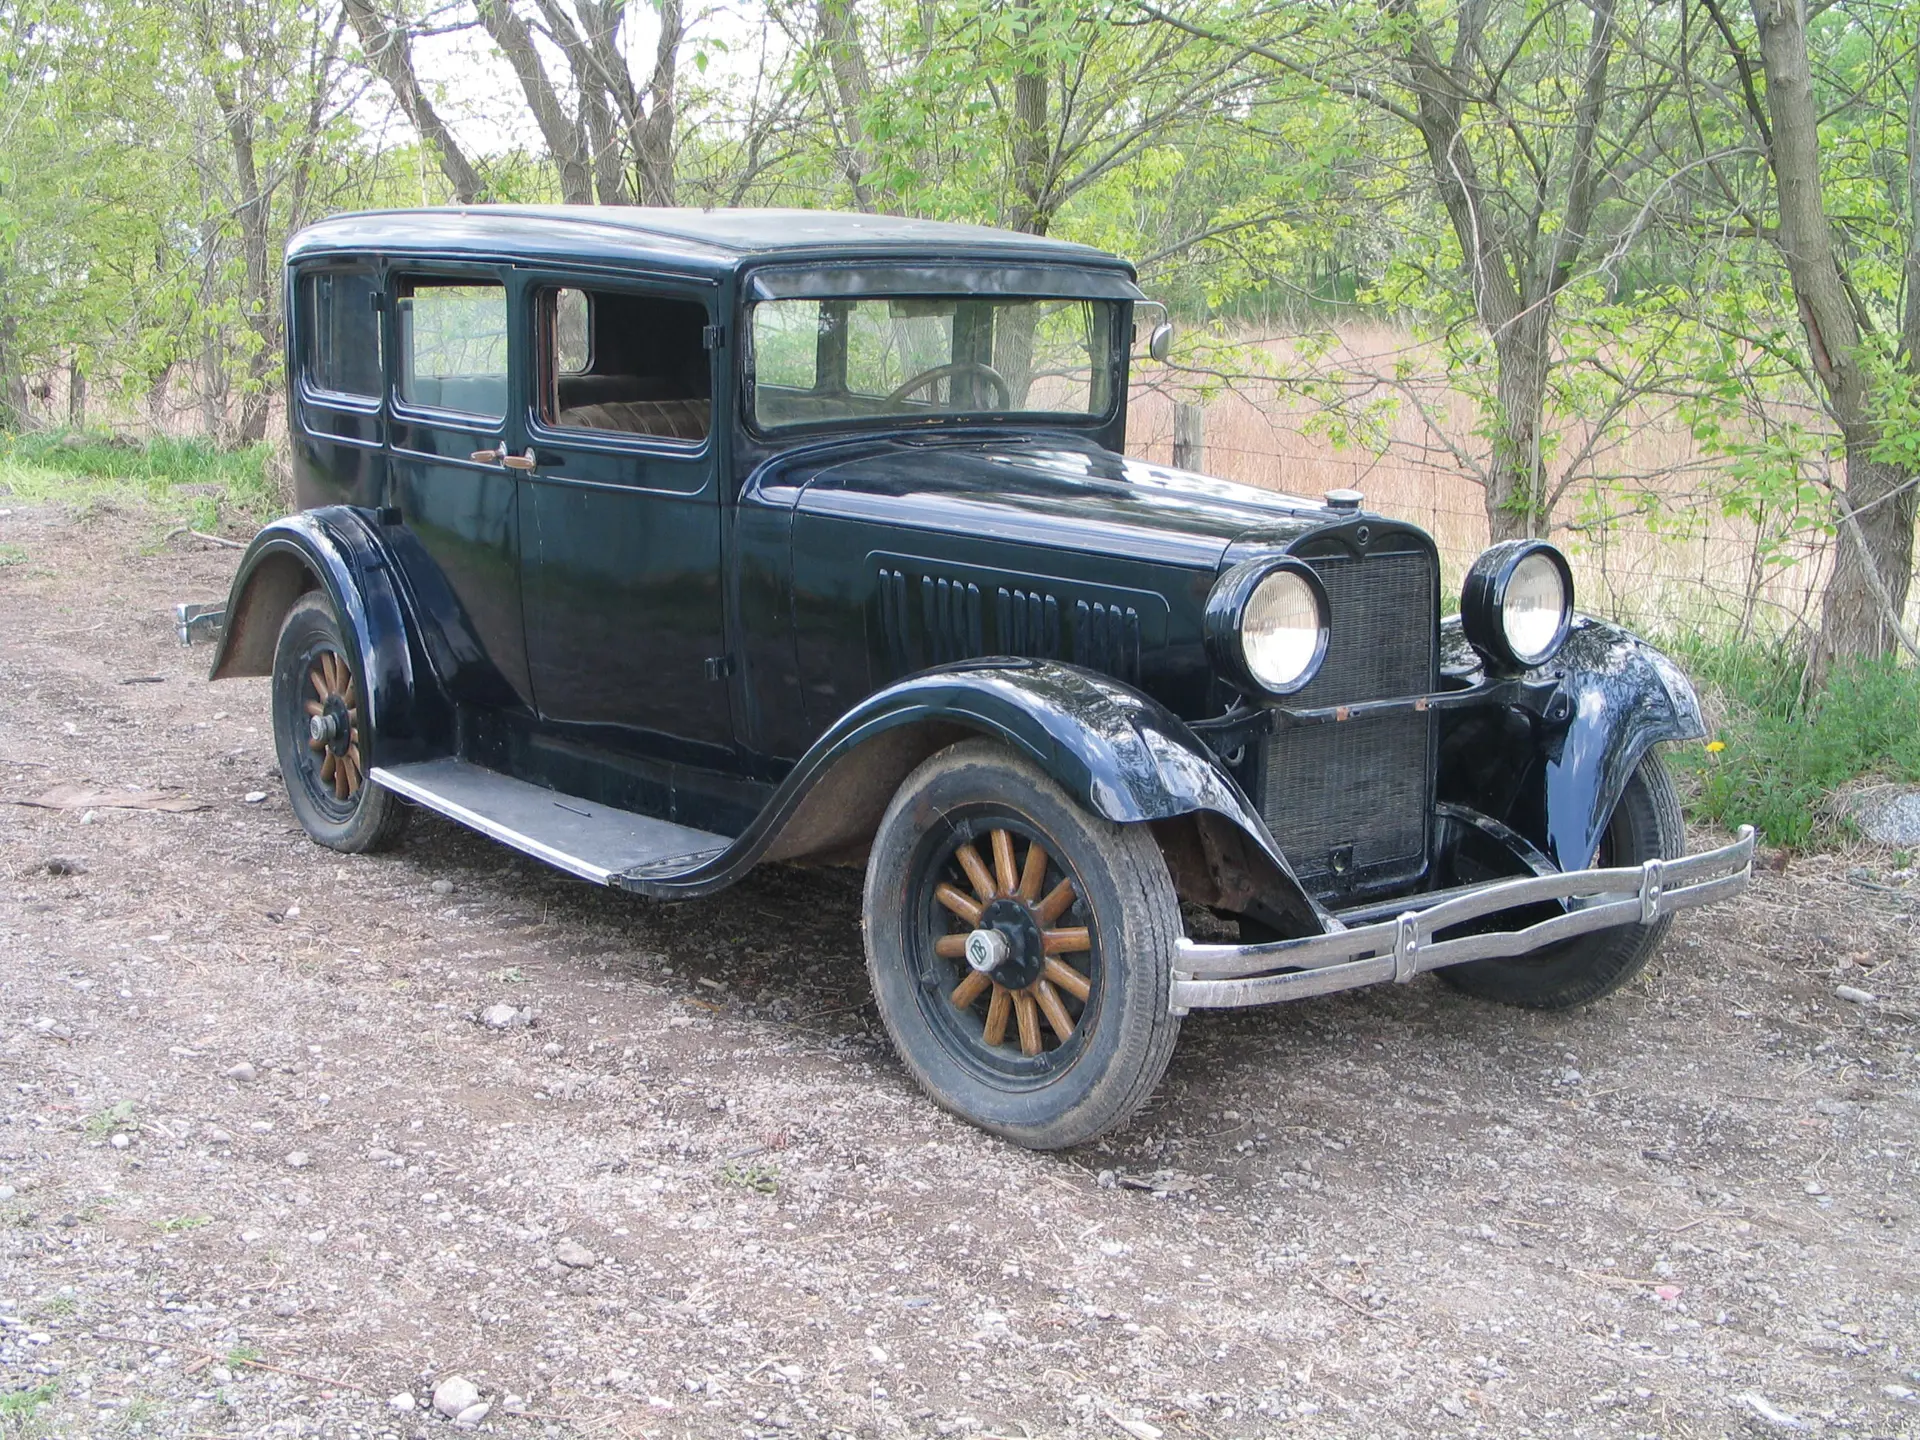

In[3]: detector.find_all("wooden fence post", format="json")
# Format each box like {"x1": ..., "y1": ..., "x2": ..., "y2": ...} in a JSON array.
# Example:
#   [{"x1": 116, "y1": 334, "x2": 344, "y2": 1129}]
[{"x1": 1173, "y1": 402, "x2": 1205, "y2": 471}]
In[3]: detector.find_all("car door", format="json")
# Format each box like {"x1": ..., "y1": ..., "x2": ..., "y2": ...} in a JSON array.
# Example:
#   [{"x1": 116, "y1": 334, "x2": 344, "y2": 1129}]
[
  {"x1": 386, "y1": 265, "x2": 533, "y2": 708},
  {"x1": 515, "y1": 273, "x2": 732, "y2": 766}
]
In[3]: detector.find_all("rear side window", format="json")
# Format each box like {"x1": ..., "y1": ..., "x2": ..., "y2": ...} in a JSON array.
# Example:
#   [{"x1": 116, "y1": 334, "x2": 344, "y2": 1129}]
[
  {"x1": 538, "y1": 285, "x2": 710, "y2": 444},
  {"x1": 300, "y1": 269, "x2": 382, "y2": 399},
  {"x1": 397, "y1": 279, "x2": 508, "y2": 419}
]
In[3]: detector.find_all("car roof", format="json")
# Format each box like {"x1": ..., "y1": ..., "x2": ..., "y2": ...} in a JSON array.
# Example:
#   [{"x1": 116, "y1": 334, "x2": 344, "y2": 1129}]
[{"x1": 286, "y1": 206, "x2": 1135, "y2": 280}]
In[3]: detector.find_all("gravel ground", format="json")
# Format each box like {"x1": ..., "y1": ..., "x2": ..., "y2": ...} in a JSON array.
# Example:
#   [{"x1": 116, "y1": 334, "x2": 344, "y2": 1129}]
[{"x1": 1, "y1": 498, "x2": 1917, "y2": 1440}]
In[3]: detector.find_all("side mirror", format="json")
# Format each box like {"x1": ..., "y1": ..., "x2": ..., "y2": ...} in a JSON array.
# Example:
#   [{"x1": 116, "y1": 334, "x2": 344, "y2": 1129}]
[{"x1": 1148, "y1": 321, "x2": 1175, "y2": 364}]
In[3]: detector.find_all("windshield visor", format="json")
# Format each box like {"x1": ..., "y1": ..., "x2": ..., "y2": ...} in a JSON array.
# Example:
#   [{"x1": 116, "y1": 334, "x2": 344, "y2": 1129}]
[{"x1": 748, "y1": 296, "x2": 1119, "y2": 430}]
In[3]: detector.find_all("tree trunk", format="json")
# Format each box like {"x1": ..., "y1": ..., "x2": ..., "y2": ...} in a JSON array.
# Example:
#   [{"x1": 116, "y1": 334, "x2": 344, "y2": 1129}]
[
  {"x1": 478, "y1": 0, "x2": 595, "y2": 204},
  {"x1": 1487, "y1": 307, "x2": 1554, "y2": 540},
  {"x1": 208, "y1": 76, "x2": 278, "y2": 445},
  {"x1": 1006, "y1": 69, "x2": 1050, "y2": 235},
  {"x1": 343, "y1": 0, "x2": 485, "y2": 202},
  {"x1": 1749, "y1": 0, "x2": 1916, "y2": 671},
  {"x1": 818, "y1": 0, "x2": 881, "y2": 210},
  {"x1": 632, "y1": 0, "x2": 682, "y2": 206},
  {"x1": 67, "y1": 355, "x2": 86, "y2": 429}
]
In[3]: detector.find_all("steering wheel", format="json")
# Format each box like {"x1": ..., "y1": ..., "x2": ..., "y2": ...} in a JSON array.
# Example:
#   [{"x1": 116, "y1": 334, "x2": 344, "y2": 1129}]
[{"x1": 886, "y1": 361, "x2": 1012, "y2": 410}]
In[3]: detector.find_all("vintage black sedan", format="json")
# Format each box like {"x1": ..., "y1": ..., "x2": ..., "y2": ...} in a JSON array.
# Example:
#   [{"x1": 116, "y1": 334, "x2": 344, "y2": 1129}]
[{"x1": 205, "y1": 206, "x2": 1752, "y2": 1147}]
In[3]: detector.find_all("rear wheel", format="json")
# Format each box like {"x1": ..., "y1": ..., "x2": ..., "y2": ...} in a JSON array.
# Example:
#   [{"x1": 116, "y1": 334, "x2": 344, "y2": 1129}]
[
  {"x1": 1438, "y1": 749, "x2": 1684, "y2": 1010},
  {"x1": 863, "y1": 739, "x2": 1182, "y2": 1149},
  {"x1": 272, "y1": 591, "x2": 409, "y2": 854}
]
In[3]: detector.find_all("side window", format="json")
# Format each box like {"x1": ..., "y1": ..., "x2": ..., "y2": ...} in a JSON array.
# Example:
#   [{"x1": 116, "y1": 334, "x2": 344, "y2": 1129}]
[
  {"x1": 554, "y1": 288, "x2": 590, "y2": 374},
  {"x1": 300, "y1": 269, "x2": 382, "y2": 399},
  {"x1": 540, "y1": 285, "x2": 710, "y2": 444},
  {"x1": 397, "y1": 279, "x2": 508, "y2": 419}
]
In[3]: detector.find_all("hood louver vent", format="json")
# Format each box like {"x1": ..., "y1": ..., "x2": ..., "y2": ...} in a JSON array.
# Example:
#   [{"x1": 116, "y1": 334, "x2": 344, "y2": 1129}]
[{"x1": 874, "y1": 566, "x2": 1140, "y2": 684}]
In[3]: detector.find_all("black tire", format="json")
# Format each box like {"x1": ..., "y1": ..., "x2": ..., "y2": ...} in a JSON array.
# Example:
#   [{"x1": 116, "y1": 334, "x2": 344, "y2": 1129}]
[
  {"x1": 862, "y1": 738, "x2": 1182, "y2": 1149},
  {"x1": 272, "y1": 591, "x2": 410, "y2": 854},
  {"x1": 1438, "y1": 749, "x2": 1684, "y2": 1010}
]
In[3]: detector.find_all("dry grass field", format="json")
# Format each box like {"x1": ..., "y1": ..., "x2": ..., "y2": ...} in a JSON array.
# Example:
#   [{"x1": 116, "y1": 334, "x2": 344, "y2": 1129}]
[{"x1": 1126, "y1": 324, "x2": 1838, "y2": 639}]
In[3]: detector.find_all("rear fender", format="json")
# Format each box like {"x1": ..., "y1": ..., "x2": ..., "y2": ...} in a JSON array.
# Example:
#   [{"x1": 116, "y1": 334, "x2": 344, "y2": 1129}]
[
  {"x1": 209, "y1": 509, "x2": 440, "y2": 757},
  {"x1": 636, "y1": 658, "x2": 1328, "y2": 929}
]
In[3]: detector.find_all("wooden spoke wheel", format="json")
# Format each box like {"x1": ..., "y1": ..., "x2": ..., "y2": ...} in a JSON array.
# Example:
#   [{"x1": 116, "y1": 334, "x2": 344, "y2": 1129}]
[
  {"x1": 927, "y1": 824, "x2": 1096, "y2": 1064},
  {"x1": 863, "y1": 739, "x2": 1184, "y2": 1150},
  {"x1": 271, "y1": 592, "x2": 409, "y2": 855},
  {"x1": 302, "y1": 647, "x2": 365, "y2": 802}
]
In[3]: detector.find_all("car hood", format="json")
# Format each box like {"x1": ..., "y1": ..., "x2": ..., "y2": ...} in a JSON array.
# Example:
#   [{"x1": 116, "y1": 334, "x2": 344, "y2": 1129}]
[{"x1": 789, "y1": 437, "x2": 1341, "y2": 569}]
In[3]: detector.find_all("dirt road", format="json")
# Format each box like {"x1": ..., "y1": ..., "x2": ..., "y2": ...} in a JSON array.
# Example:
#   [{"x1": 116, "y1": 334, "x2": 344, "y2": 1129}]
[{"x1": 2, "y1": 500, "x2": 1917, "y2": 1439}]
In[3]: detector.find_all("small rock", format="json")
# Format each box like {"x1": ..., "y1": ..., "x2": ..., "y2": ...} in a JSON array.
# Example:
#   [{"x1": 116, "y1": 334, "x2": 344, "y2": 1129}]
[
  {"x1": 387, "y1": 1392, "x2": 415, "y2": 1413},
  {"x1": 43, "y1": 857, "x2": 87, "y2": 876},
  {"x1": 1835, "y1": 985, "x2": 1876, "y2": 1006},
  {"x1": 433, "y1": 1376, "x2": 482, "y2": 1419},
  {"x1": 1741, "y1": 1393, "x2": 1807, "y2": 1430},
  {"x1": 431, "y1": 879, "x2": 455, "y2": 896},
  {"x1": 1813, "y1": 1097, "x2": 1858, "y2": 1117},
  {"x1": 555, "y1": 1240, "x2": 597, "y2": 1269},
  {"x1": 224, "y1": 1062, "x2": 258, "y2": 1083},
  {"x1": 480, "y1": 1004, "x2": 528, "y2": 1030},
  {"x1": 1439, "y1": 1394, "x2": 1470, "y2": 1419},
  {"x1": 284, "y1": 1150, "x2": 311, "y2": 1169},
  {"x1": 1884, "y1": 1384, "x2": 1916, "y2": 1401},
  {"x1": 454, "y1": 1401, "x2": 491, "y2": 1428},
  {"x1": 210, "y1": 1366, "x2": 233, "y2": 1385},
  {"x1": 542, "y1": 1042, "x2": 562, "y2": 1058},
  {"x1": 0, "y1": 1185, "x2": 15, "y2": 1201},
  {"x1": 270, "y1": 1298, "x2": 299, "y2": 1317},
  {"x1": 243, "y1": 791, "x2": 267, "y2": 804},
  {"x1": 110, "y1": 1133, "x2": 130, "y2": 1150},
  {"x1": 1841, "y1": 784, "x2": 1920, "y2": 846},
  {"x1": 502, "y1": 1395, "x2": 528, "y2": 1414}
]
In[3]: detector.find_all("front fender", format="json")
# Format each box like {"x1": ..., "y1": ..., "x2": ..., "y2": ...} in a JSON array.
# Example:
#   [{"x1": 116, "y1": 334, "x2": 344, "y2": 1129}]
[
  {"x1": 209, "y1": 509, "x2": 437, "y2": 757},
  {"x1": 623, "y1": 658, "x2": 1322, "y2": 924},
  {"x1": 1442, "y1": 615, "x2": 1703, "y2": 872},
  {"x1": 1541, "y1": 619, "x2": 1704, "y2": 870}
]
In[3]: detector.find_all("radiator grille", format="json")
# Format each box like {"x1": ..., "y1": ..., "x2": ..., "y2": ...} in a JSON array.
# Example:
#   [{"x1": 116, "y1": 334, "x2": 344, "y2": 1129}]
[{"x1": 1260, "y1": 546, "x2": 1437, "y2": 886}]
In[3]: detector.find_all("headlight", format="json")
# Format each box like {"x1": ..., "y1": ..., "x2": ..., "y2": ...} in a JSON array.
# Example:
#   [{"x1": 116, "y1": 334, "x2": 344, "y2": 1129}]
[
  {"x1": 1204, "y1": 560, "x2": 1329, "y2": 696},
  {"x1": 1461, "y1": 540, "x2": 1573, "y2": 670}
]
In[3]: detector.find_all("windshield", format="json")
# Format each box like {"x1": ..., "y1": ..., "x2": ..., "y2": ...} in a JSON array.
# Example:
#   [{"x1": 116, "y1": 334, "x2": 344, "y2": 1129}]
[{"x1": 748, "y1": 296, "x2": 1119, "y2": 430}]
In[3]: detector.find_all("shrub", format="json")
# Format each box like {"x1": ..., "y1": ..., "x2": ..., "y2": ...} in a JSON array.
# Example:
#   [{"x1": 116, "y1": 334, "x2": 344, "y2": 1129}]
[
  {"x1": 0, "y1": 429, "x2": 284, "y2": 526},
  {"x1": 1664, "y1": 631, "x2": 1920, "y2": 848}
]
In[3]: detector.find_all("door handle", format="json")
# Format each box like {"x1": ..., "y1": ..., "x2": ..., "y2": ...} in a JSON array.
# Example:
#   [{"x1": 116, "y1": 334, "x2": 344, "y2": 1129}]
[
  {"x1": 501, "y1": 449, "x2": 537, "y2": 472},
  {"x1": 469, "y1": 449, "x2": 501, "y2": 464}
]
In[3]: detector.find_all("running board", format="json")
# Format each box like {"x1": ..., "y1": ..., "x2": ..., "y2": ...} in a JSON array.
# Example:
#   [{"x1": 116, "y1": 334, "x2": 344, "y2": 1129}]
[{"x1": 371, "y1": 759, "x2": 729, "y2": 886}]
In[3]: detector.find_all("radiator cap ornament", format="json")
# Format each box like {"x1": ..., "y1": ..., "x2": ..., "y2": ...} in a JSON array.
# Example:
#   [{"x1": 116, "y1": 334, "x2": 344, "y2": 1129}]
[{"x1": 1324, "y1": 488, "x2": 1363, "y2": 515}]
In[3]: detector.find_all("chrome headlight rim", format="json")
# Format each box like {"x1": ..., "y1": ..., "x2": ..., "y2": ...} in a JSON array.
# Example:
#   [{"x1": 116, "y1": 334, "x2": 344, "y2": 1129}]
[
  {"x1": 1204, "y1": 558, "x2": 1331, "y2": 698},
  {"x1": 1461, "y1": 539, "x2": 1574, "y2": 671}
]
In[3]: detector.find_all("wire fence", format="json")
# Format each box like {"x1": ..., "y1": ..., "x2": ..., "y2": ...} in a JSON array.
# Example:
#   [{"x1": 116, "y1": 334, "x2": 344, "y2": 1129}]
[{"x1": 1126, "y1": 383, "x2": 1844, "y2": 644}]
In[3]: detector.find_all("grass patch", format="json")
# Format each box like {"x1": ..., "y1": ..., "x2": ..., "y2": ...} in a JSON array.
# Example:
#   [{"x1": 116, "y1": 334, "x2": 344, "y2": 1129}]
[
  {"x1": 0, "y1": 430, "x2": 283, "y2": 528},
  {"x1": 1664, "y1": 632, "x2": 1920, "y2": 848},
  {"x1": 152, "y1": 1214, "x2": 212, "y2": 1234},
  {"x1": 0, "y1": 1382, "x2": 58, "y2": 1417}
]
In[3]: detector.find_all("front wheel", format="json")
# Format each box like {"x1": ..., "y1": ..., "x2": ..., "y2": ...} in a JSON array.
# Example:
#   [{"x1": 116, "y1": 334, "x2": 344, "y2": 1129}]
[
  {"x1": 1438, "y1": 749, "x2": 1685, "y2": 1010},
  {"x1": 863, "y1": 739, "x2": 1183, "y2": 1149},
  {"x1": 272, "y1": 591, "x2": 410, "y2": 854}
]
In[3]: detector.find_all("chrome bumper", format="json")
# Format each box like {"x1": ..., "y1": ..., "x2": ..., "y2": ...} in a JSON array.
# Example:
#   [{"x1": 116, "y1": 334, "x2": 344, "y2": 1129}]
[{"x1": 1171, "y1": 826, "x2": 1755, "y2": 1013}]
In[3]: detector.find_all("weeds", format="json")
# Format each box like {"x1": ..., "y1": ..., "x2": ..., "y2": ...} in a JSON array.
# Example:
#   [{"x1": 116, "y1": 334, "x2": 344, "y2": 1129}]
[
  {"x1": 152, "y1": 1215, "x2": 211, "y2": 1234},
  {"x1": 225, "y1": 1344, "x2": 263, "y2": 1368},
  {"x1": 718, "y1": 1161, "x2": 779, "y2": 1194},
  {"x1": 83, "y1": 1100, "x2": 137, "y2": 1137},
  {"x1": 1664, "y1": 632, "x2": 1920, "y2": 847},
  {"x1": 0, "y1": 430, "x2": 283, "y2": 528}
]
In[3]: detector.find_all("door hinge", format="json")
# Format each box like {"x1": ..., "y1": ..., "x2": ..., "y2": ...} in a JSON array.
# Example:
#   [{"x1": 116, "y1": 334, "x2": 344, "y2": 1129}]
[
  {"x1": 704, "y1": 654, "x2": 737, "y2": 681},
  {"x1": 702, "y1": 324, "x2": 724, "y2": 351}
]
